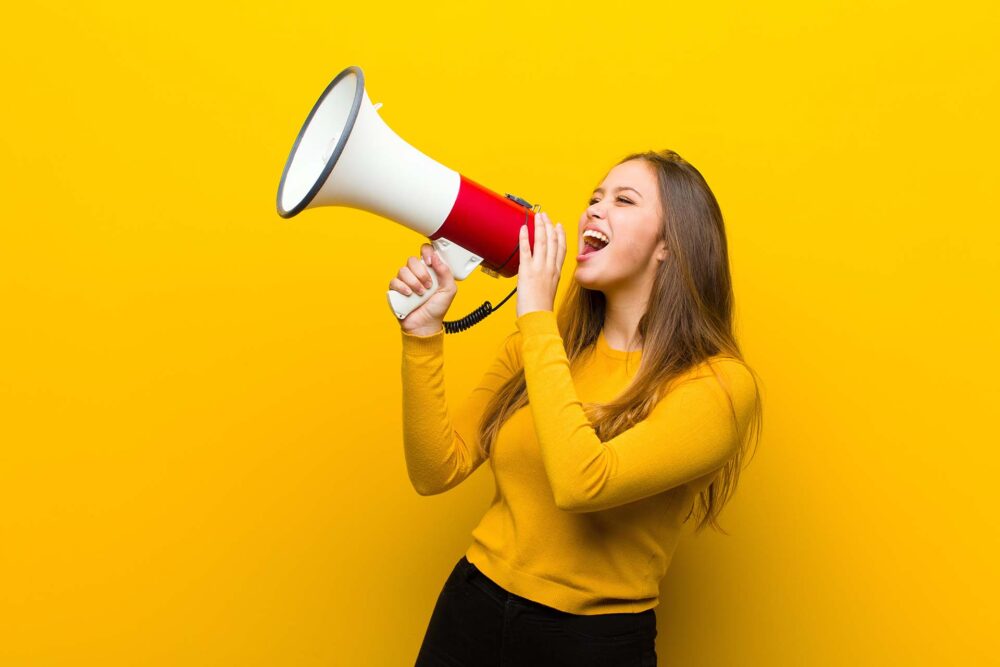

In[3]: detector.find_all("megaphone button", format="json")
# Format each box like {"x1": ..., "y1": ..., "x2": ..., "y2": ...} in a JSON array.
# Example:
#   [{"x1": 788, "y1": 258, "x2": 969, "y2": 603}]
[{"x1": 505, "y1": 193, "x2": 533, "y2": 209}]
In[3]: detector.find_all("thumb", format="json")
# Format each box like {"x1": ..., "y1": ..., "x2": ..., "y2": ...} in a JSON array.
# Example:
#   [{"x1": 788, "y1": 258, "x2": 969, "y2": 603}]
[{"x1": 428, "y1": 250, "x2": 456, "y2": 288}]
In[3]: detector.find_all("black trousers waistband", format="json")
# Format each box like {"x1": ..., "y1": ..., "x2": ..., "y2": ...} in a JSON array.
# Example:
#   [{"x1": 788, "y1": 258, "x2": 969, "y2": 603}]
[{"x1": 457, "y1": 555, "x2": 656, "y2": 623}]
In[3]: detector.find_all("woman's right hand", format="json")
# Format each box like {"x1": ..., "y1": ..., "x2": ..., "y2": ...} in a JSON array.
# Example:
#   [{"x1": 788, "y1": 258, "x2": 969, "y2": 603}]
[{"x1": 390, "y1": 243, "x2": 457, "y2": 335}]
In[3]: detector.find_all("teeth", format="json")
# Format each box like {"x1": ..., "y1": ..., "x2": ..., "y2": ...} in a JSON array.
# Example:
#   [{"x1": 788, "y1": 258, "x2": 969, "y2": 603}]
[{"x1": 583, "y1": 229, "x2": 610, "y2": 248}]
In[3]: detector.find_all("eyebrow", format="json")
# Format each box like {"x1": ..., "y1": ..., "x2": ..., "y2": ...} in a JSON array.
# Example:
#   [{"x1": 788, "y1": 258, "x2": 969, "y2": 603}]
[{"x1": 592, "y1": 186, "x2": 643, "y2": 199}]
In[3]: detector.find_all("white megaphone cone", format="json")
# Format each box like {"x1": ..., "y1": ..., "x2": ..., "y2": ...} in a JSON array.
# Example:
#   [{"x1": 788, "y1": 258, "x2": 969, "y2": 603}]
[{"x1": 276, "y1": 65, "x2": 538, "y2": 327}]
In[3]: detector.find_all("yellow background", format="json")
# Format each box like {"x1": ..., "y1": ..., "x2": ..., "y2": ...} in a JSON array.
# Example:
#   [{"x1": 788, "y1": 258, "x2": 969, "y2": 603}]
[{"x1": 2, "y1": 0, "x2": 997, "y2": 664}]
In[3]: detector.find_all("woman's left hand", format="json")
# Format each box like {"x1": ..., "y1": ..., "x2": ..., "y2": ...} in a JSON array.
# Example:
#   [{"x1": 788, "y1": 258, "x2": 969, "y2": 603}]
[{"x1": 517, "y1": 211, "x2": 566, "y2": 318}]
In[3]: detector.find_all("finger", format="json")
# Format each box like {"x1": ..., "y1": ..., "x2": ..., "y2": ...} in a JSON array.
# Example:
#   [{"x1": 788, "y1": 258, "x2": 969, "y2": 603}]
[
  {"x1": 427, "y1": 249, "x2": 455, "y2": 290},
  {"x1": 406, "y1": 256, "x2": 433, "y2": 289},
  {"x1": 546, "y1": 217, "x2": 558, "y2": 274},
  {"x1": 426, "y1": 248, "x2": 445, "y2": 273},
  {"x1": 555, "y1": 223, "x2": 566, "y2": 272},
  {"x1": 389, "y1": 277, "x2": 415, "y2": 296},
  {"x1": 397, "y1": 266, "x2": 426, "y2": 294},
  {"x1": 534, "y1": 212, "x2": 546, "y2": 266},
  {"x1": 519, "y1": 222, "x2": 530, "y2": 267},
  {"x1": 420, "y1": 243, "x2": 433, "y2": 265}
]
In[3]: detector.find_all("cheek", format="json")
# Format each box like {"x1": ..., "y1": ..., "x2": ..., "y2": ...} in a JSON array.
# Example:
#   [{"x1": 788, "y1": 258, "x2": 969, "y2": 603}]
[
  {"x1": 606, "y1": 235, "x2": 655, "y2": 270},
  {"x1": 622, "y1": 227, "x2": 660, "y2": 257}
]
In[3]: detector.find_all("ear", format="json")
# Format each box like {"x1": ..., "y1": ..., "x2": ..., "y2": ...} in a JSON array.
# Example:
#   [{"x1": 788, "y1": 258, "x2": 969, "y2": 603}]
[{"x1": 654, "y1": 239, "x2": 668, "y2": 262}]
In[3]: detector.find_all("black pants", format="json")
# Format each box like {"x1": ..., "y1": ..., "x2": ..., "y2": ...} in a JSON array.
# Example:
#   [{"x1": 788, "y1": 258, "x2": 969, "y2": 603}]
[{"x1": 414, "y1": 555, "x2": 657, "y2": 666}]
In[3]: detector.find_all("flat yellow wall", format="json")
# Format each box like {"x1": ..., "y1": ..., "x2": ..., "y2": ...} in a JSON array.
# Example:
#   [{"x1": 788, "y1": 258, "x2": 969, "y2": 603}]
[{"x1": 1, "y1": 1, "x2": 996, "y2": 664}]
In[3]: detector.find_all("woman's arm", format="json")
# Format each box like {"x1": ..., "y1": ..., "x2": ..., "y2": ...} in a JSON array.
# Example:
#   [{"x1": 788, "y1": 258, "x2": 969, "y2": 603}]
[
  {"x1": 401, "y1": 327, "x2": 520, "y2": 496},
  {"x1": 516, "y1": 309, "x2": 757, "y2": 513}
]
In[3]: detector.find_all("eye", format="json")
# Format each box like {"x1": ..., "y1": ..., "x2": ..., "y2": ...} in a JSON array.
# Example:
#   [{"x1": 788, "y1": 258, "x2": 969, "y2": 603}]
[{"x1": 588, "y1": 196, "x2": 634, "y2": 205}]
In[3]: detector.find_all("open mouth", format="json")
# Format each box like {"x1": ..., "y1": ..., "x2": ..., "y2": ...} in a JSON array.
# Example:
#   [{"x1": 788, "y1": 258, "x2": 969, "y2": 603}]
[{"x1": 581, "y1": 229, "x2": 610, "y2": 256}]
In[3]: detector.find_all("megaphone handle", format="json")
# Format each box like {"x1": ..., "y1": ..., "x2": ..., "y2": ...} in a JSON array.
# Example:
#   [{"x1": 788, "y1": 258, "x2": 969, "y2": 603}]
[{"x1": 386, "y1": 257, "x2": 441, "y2": 320}]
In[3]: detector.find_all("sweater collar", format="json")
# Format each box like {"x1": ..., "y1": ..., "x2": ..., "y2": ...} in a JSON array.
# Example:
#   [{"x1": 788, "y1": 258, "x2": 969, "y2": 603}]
[{"x1": 596, "y1": 329, "x2": 643, "y2": 361}]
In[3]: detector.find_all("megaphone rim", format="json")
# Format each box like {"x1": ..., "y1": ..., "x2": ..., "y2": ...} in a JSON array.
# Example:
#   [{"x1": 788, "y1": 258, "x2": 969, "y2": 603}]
[{"x1": 276, "y1": 65, "x2": 365, "y2": 219}]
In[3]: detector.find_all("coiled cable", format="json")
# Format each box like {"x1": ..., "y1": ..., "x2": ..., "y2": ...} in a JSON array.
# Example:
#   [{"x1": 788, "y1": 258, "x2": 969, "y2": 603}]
[{"x1": 443, "y1": 286, "x2": 518, "y2": 334}]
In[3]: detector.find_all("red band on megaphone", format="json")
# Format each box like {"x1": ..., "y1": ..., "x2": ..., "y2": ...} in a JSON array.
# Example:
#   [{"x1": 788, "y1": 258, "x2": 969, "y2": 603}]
[{"x1": 432, "y1": 175, "x2": 534, "y2": 278}]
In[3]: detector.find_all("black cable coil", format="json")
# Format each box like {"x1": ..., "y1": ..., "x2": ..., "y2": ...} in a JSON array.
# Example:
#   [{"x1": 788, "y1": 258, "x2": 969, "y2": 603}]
[{"x1": 443, "y1": 286, "x2": 518, "y2": 334}]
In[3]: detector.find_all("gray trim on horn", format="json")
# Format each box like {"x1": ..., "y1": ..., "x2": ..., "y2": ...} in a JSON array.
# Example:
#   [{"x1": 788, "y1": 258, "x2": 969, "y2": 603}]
[{"x1": 276, "y1": 65, "x2": 365, "y2": 218}]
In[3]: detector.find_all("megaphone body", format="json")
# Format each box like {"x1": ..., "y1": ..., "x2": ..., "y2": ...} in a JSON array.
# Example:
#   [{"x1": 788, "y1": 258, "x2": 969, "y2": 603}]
[{"x1": 276, "y1": 65, "x2": 537, "y2": 321}]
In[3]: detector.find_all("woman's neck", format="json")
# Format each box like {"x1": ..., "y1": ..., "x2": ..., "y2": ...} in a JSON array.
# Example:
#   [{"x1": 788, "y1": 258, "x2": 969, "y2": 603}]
[{"x1": 602, "y1": 294, "x2": 648, "y2": 352}]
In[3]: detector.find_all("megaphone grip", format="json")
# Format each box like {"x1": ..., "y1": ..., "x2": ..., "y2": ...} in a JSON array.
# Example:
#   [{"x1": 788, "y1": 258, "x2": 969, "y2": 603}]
[{"x1": 387, "y1": 259, "x2": 441, "y2": 320}]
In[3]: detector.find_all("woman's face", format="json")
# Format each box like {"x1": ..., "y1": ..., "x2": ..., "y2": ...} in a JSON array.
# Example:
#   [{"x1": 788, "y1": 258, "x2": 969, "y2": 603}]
[{"x1": 574, "y1": 159, "x2": 667, "y2": 292}]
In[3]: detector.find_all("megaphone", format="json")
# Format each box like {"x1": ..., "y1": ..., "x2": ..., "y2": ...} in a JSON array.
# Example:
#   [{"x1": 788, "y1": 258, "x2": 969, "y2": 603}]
[{"x1": 276, "y1": 65, "x2": 538, "y2": 330}]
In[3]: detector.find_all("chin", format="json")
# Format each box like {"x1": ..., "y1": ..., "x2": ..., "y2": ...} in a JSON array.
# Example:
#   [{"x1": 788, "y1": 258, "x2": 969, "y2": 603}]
[{"x1": 573, "y1": 268, "x2": 607, "y2": 292}]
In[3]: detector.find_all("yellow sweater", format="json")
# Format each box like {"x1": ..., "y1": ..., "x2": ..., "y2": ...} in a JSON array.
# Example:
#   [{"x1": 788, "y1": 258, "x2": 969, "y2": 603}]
[{"x1": 400, "y1": 309, "x2": 757, "y2": 615}]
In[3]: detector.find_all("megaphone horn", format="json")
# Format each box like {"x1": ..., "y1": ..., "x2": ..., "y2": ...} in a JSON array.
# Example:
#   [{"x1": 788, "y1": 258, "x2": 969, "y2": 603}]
[{"x1": 276, "y1": 65, "x2": 538, "y2": 329}]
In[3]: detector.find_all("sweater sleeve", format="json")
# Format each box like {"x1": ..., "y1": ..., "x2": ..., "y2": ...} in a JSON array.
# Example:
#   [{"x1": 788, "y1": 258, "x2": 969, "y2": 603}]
[
  {"x1": 400, "y1": 326, "x2": 521, "y2": 496},
  {"x1": 515, "y1": 309, "x2": 757, "y2": 513}
]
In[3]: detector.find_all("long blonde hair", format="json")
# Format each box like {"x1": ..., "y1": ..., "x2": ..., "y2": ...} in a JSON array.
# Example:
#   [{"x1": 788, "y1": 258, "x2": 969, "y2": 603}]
[{"x1": 476, "y1": 149, "x2": 763, "y2": 534}]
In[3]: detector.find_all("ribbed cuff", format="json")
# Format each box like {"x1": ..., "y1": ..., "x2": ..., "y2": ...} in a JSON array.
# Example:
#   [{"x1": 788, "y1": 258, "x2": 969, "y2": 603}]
[
  {"x1": 515, "y1": 309, "x2": 560, "y2": 338},
  {"x1": 401, "y1": 326, "x2": 445, "y2": 355}
]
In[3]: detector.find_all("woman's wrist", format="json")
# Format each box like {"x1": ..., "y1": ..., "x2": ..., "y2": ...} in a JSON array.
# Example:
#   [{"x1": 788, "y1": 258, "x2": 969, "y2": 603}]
[{"x1": 402, "y1": 324, "x2": 444, "y2": 337}]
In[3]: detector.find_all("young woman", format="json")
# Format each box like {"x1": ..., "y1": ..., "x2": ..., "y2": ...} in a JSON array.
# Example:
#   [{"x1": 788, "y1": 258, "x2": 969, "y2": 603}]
[{"x1": 392, "y1": 150, "x2": 763, "y2": 666}]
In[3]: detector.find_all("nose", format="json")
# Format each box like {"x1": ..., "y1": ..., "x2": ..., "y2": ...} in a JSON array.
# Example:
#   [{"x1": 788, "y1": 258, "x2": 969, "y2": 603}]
[{"x1": 587, "y1": 202, "x2": 605, "y2": 220}]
